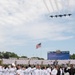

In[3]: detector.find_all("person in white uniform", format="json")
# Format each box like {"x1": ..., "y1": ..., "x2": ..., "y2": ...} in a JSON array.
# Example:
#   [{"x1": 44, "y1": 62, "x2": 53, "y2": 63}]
[
  {"x1": 9, "y1": 65, "x2": 16, "y2": 75},
  {"x1": 0, "y1": 66, "x2": 3, "y2": 75},
  {"x1": 51, "y1": 65, "x2": 58, "y2": 75},
  {"x1": 16, "y1": 65, "x2": 24, "y2": 75},
  {"x1": 31, "y1": 65, "x2": 36, "y2": 75},
  {"x1": 46, "y1": 65, "x2": 51, "y2": 75},
  {"x1": 34, "y1": 64, "x2": 42, "y2": 75},
  {"x1": 41, "y1": 66, "x2": 48, "y2": 75},
  {"x1": 27, "y1": 65, "x2": 32, "y2": 75}
]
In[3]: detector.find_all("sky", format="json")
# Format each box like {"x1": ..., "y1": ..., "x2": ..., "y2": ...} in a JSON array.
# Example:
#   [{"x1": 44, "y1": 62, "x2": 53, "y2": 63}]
[{"x1": 0, "y1": 0, "x2": 75, "y2": 59}]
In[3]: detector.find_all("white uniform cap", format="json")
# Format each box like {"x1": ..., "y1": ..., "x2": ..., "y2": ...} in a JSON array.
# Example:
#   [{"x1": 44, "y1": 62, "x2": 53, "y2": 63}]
[{"x1": 12, "y1": 63, "x2": 16, "y2": 66}]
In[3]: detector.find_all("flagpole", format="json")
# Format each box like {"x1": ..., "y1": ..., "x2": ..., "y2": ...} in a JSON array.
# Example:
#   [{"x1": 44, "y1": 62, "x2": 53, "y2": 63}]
[{"x1": 36, "y1": 43, "x2": 42, "y2": 59}]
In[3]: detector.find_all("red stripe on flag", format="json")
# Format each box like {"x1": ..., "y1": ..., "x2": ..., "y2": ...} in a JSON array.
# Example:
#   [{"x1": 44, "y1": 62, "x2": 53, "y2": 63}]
[{"x1": 36, "y1": 43, "x2": 41, "y2": 49}]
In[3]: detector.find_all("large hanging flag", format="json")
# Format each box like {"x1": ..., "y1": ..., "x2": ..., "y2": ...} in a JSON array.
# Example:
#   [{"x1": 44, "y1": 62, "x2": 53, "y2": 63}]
[{"x1": 36, "y1": 43, "x2": 41, "y2": 49}]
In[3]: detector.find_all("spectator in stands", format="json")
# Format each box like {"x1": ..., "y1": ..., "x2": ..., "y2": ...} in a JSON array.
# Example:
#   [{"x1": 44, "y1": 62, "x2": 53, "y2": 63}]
[{"x1": 53, "y1": 60, "x2": 58, "y2": 66}]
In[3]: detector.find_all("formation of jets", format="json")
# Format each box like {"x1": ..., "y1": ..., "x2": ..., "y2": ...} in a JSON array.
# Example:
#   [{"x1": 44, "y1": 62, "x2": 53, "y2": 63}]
[{"x1": 50, "y1": 14, "x2": 72, "y2": 18}]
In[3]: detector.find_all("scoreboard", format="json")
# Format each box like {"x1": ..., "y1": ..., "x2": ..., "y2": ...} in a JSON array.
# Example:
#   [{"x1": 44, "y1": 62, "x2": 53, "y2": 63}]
[{"x1": 47, "y1": 50, "x2": 70, "y2": 60}]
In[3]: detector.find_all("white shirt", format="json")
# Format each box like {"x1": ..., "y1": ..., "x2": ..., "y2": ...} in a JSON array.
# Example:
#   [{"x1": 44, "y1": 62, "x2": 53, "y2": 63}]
[
  {"x1": 47, "y1": 68, "x2": 51, "y2": 75},
  {"x1": 41, "y1": 69, "x2": 48, "y2": 75},
  {"x1": 51, "y1": 68, "x2": 57, "y2": 75},
  {"x1": 31, "y1": 67, "x2": 36, "y2": 75},
  {"x1": 27, "y1": 67, "x2": 32, "y2": 75},
  {"x1": 34, "y1": 69, "x2": 42, "y2": 75},
  {"x1": 60, "y1": 68, "x2": 63, "y2": 75},
  {"x1": 9, "y1": 68, "x2": 16, "y2": 75},
  {"x1": 0, "y1": 67, "x2": 2, "y2": 75},
  {"x1": 16, "y1": 69, "x2": 24, "y2": 75}
]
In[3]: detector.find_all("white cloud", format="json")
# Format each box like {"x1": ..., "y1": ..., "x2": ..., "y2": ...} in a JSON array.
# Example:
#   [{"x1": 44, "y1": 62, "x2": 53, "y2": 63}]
[
  {"x1": 0, "y1": 0, "x2": 74, "y2": 45},
  {"x1": 69, "y1": 0, "x2": 75, "y2": 7},
  {"x1": 0, "y1": 0, "x2": 74, "y2": 59}
]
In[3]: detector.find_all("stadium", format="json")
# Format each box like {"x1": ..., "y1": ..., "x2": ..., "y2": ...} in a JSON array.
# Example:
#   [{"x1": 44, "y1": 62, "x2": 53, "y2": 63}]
[
  {"x1": 1, "y1": 50, "x2": 75, "y2": 65},
  {"x1": 0, "y1": 50, "x2": 75, "y2": 75}
]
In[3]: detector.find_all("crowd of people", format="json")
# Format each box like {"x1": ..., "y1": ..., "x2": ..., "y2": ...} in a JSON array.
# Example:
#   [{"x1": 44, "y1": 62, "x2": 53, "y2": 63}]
[{"x1": 0, "y1": 63, "x2": 75, "y2": 75}]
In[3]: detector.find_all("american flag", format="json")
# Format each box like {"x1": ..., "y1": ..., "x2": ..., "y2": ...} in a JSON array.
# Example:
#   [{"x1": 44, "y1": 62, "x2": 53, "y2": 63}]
[{"x1": 36, "y1": 43, "x2": 41, "y2": 49}]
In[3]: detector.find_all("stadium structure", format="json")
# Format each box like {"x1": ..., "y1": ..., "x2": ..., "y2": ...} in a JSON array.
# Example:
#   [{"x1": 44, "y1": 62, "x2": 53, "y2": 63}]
[
  {"x1": 1, "y1": 51, "x2": 75, "y2": 65},
  {"x1": 47, "y1": 50, "x2": 70, "y2": 60}
]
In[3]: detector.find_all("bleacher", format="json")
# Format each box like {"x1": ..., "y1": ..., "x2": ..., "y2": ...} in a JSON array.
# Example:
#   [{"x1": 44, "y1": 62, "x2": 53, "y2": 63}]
[{"x1": 2, "y1": 59, "x2": 75, "y2": 65}]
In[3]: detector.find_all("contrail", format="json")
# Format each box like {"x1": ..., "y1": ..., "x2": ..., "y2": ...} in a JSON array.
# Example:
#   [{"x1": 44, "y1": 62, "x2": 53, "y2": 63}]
[
  {"x1": 54, "y1": 0, "x2": 59, "y2": 11},
  {"x1": 49, "y1": 0, "x2": 55, "y2": 11},
  {"x1": 43, "y1": 0, "x2": 51, "y2": 12}
]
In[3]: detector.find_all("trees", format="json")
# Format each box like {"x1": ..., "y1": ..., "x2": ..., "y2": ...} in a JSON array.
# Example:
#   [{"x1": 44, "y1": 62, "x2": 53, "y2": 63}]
[
  {"x1": 31, "y1": 57, "x2": 44, "y2": 60},
  {"x1": 0, "y1": 52, "x2": 19, "y2": 59},
  {"x1": 20, "y1": 56, "x2": 28, "y2": 58},
  {"x1": 0, "y1": 51, "x2": 45, "y2": 59},
  {"x1": 70, "y1": 54, "x2": 75, "y2": 59},
  {"x1": 0, "y1": 52, "x2": 4, "y2": 58},
  {"x1": 0, "y1": 51, "x2": 75, "y2": 60},
  {"x1": 3, "y1": 52, "x2": 9, "y2": 59}
]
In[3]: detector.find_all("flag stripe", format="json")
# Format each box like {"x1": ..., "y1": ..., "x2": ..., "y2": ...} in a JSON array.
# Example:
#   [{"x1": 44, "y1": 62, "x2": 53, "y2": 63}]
[{"x1": 36, "y1": 43, "x2": 41, "y2": 49}]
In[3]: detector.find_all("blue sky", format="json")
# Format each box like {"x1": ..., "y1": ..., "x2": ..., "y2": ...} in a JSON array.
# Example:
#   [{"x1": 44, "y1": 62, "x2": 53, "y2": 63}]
[{"x1": 0, "y1": 0, "x2": 75, "y2": 59}]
